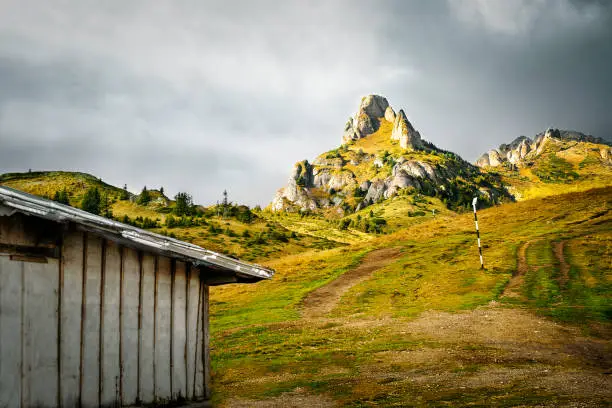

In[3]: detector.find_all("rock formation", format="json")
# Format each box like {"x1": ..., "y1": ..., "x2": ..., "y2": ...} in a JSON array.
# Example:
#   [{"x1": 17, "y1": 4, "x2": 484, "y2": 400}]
[
  {"x1": 476, "y1": 128, "x2": 611, "y2": 168},
  {"x1": 391, "y1": 110, "x2": 423, "y2": 150},
  {"x1": 342, "y1": 95, "x2": 390, "y2": 144},
  {"x1": 341, "y1": 95, "x2": 423, "y2": 152}
]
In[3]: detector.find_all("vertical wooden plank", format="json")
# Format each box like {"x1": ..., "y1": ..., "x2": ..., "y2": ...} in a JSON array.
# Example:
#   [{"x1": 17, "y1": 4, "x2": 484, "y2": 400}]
[
  {"x1": 0, "y1": 256, "x2": 23, "y2": 407},
  {"x1": 23, "y1": 258, "x2": 60, "y2": 406},
  {"x1": 193, "y1": 273, "x2": 204, "y2": 398},
  {"x1": 172, "y1": 261, "x2": 187, "y2": 399},
  {"x1": 203, "y1": 283, "x2": 210, "y2": 399},
  {"x1": 57, "y1": 243, "x2": 63, "y2": 408},
  {"x1": 121, "y1": 247, "x2": 140, "y2": 405},
  {"x1": 139, "y1": 254, "x2": 155, "y2": 403},
  {"x1": 186, "y1": 266, "x2": 199, "y2": 399},
  {"x1": 81, "y1": 235, "x2": 102, "y2": 407},
  {"x1": 60, "y1": 231, "x2": 83, "y2": 407},
  {"x1": 155, "y1": 257, "x2": 172, "y2": 400},
  {"x1": 101, "y1": 241, "x2": 121, "y2": 407},
  {"x1": 98, "y1": 241, "x2": 105, "y2": 408},
  {"x1": 153, "y1": 256, "x2": 158, "y2": 402}
]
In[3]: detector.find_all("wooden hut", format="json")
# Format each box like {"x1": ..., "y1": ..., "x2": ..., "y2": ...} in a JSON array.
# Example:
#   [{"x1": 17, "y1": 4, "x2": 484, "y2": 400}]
[{"x1": 0, "y1": 186, "x2": 273, "y2": 407}]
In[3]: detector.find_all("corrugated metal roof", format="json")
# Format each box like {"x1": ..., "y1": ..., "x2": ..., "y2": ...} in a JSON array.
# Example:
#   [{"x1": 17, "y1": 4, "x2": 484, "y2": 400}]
[{"x1": 0, "y1": 186, "x2": 274, "y2": 282}]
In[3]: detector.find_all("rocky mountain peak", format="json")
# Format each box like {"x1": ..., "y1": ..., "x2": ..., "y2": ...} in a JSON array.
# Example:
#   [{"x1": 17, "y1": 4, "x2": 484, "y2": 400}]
[
  {"x1": 342, "y1": 94, "x2": 390, "y2": 143},
  {"x1": 271, "y1": 96, "x2": 510, "y2": 214},
  {"x1": 359, "y1": 95, "x2": 389, "y2": 118},
  {"x1": 341, "y1": 95, "x2": 423, "y2": 152},
  {"x1": 475, "y1": 128, "x2": 611, "y2": 168}
]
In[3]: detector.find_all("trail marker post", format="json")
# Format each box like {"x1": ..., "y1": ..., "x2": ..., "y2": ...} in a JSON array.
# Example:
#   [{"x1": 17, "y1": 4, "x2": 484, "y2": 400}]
[{"x1": 472, "y1": 197, "x2": 484, "y2": 269}]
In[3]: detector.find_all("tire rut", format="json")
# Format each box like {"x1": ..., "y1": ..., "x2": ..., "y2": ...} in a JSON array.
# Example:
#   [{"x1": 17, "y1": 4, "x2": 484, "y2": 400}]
[
  {"x1": 500, "y1": 241, "x2": 533, "y2": 299},
  {"x1": 552, "y1": 241, "x2": 570, "y2": 288}
]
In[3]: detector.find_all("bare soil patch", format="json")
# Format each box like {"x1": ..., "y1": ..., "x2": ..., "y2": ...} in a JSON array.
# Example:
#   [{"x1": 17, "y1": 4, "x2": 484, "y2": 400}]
[
  {"x1": 225, "y1": 388, "x2": 337, "y2": 408},
  {"x1": 301, "y1": 247, "x2": 403, "y2": 318}
]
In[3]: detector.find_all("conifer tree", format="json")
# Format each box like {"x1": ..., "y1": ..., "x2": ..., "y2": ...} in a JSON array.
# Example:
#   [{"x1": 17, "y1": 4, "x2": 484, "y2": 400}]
[
  {"x1": 120, "y1": 184, "x2": 130, "y2": 200},
  {"x1": 174, "y1": 192, "x2": 193, "y2": 216},
  {"x1": 138, "y1": 186, "x2": 151, "y2": 205},
  {"x1": 81, "y1": 187, "x2": 101, "y2": 215}
]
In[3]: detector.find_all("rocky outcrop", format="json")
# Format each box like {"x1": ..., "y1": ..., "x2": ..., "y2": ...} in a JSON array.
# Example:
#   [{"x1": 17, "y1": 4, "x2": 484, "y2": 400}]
[
  {"x1": 384, "y1": 106, "x2": 396, "y2": 122},
  {"x1": 271, "y1": 160, "x2": 317, "y2": 212},
  {"x1": 475, "y1": 128, "x2": 610, "y2": 168},
  {"x1": 391, "y1": 110, "x2": 423, "y2": 150},
  {"x1": 342, "y1": 95, "x2": 390, "y2": 144},
  {"x1": 341, "y1": 94, "x2": 424, "y2": 151},
  {"x1": 342, "y1": 117, "x2": 359, "y2": 143}
]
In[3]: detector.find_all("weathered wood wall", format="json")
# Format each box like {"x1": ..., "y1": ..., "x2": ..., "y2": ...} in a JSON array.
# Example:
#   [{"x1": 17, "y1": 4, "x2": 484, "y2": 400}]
[{"x1": 0, "y1": 214, "x2": 209, "y2": 407}]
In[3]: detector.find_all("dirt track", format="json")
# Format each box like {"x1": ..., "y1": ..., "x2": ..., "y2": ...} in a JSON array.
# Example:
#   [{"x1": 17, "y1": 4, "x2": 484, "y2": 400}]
[
  {"x1": 500, "y1": 240, "x2": 532, "y2": 299},
  {"x1": 301, "y1": 247, "x2": 403, "y2": 318},
  {"x1": 553, "y1": 241, "x2": 570, "y2": 287}
]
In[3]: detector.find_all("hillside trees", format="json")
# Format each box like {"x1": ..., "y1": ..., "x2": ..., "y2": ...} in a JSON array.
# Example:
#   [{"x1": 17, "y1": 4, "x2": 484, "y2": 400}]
[
  {"x1": 81, "y1": 187, "x2": 101, "y2": 215},
  {"x1": 174, "y1": 192, "x2": 194, "y2": 216},
  {"x1": 137, "y1": 186, "x2": 151, "y2": 205},
  {"x1": 53, "y1": 188, "x2": 69, "y2": 205},
  {"x1": 120, "y1": 184, "x2": 130, "y2": 200}
]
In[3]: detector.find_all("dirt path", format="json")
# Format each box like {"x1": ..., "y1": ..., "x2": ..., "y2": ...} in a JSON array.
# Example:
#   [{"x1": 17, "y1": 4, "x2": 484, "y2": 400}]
[
  {"x1": 500, "y1": 241, "x2": 533, "y2": 299},
  {"x1": 301, "y1": 247, "x2": 403, "y2": 318},
  {"x1": 552, "y1": 241, "x2": 570, "y2": 287}
]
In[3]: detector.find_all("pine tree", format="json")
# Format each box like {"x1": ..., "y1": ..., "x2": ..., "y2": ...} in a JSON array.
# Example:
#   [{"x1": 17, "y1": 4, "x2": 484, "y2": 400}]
[
  {"x1": 53, "y1": 188, "x2": 69, "y2": 205},
  {"x1": 81, "y1": 187, "x2": 101, "y2": 215},
  {"x1": 174, "y1": 192, "x2": 193, "y2": 216},
  {"x1": 137, "y1": 186, "x2": 151, "y2": 205},
  {"x1": 120, "y1": 184, "x2": 129, "y2": 201},
  {"x1": 222, "y1": 190, "x2": 229, "y2": 218},
  {"x1": 100, "y1": 192, "x2": 113, "y2": 218}
]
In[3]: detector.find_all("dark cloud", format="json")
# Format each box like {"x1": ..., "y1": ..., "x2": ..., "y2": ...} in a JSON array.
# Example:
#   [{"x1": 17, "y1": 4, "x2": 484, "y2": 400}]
[{"x1": 0, "y1": 0, "x2": 611, "y2": 206}]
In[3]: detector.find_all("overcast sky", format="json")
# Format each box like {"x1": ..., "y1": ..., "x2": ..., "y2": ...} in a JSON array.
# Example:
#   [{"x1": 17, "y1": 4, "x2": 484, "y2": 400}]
[{"x1": 1, "y1": 0, "x2": 611, "y2": 206}]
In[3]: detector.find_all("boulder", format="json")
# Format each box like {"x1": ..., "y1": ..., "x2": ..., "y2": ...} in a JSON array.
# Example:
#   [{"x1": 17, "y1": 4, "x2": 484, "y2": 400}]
[
  {"x1": 364, "y1": 179, "x2": 387, "y2": 204},
  {"x1": 475, "y1": 153, "x2": 491, "y2": 167},
  {"x1": 342, "y1": 117, "x2": 359, "y2": 144},
  {"x1": 488, "y1": 150, "x2": 503, "y2": 166}
]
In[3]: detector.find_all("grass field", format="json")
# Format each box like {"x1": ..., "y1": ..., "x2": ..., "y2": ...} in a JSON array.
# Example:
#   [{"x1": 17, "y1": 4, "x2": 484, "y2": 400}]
[{"x1": 210, "y1": 187, "x2": 611, "y2": 407}]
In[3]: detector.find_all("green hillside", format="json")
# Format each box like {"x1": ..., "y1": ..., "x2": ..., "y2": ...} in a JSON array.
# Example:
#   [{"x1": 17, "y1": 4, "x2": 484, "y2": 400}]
[
  {"x1": 210, "y1": 187, "x2": 612, "y2": 407},
  {"x1": 0, "y1": 171, "x2": 340, "y2": 262}
]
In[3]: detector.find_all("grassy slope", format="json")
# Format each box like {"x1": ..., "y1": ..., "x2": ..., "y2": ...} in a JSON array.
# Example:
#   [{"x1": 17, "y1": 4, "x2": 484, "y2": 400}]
[
  {"x1": 0, "y1": 171, "x2": 125, "y2": 204},
  {"x1": 484, "y1": 139, "x2": 612, "y2": 201},
  {"x1": 0, "y1": 171, "x2": 340, "y2": 262},
  {"x1": 210, "y1": 187, "x2": 611, "y2": 406}
]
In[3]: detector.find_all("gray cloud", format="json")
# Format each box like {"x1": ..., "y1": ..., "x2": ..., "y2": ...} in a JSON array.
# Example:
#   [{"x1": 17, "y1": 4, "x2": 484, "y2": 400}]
[{"x1": 1, "y1": 0, "x2": 611, "y2": 206}]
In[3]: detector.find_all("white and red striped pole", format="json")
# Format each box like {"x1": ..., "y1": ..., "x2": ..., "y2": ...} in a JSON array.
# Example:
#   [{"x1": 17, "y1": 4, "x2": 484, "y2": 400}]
[{"x1": 472, "y1": 197, "x2": 484, "y2": 269}]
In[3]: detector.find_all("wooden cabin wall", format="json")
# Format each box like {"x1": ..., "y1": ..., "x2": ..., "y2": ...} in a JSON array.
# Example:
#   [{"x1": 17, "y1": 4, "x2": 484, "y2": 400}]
[{"x1": 0, "y1": 215, "x2": 209, "y2": 408}]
